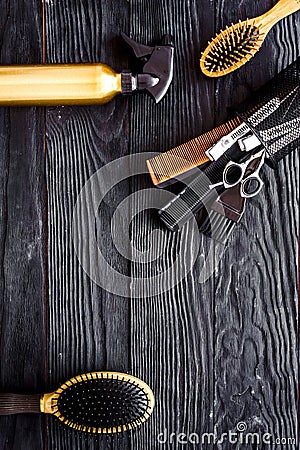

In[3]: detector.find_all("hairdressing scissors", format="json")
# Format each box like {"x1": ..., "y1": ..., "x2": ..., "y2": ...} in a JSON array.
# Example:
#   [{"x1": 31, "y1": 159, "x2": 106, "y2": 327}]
[{"x1": 210, "y1": 149, "x2": 266, "y2": 198}]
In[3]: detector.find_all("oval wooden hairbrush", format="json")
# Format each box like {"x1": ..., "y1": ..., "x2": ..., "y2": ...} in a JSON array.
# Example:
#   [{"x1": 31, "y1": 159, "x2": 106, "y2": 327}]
[
  {"x1": 200, "y1": 0, "x2": 300, "y2": 77},
  {"x1": 0, "y1": 371, "x2": 155, "y2": 434}
]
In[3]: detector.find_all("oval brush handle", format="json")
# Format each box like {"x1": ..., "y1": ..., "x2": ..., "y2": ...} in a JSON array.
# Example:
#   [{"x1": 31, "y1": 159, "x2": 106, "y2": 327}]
[
  {"x1": 259, "y1": 0, "x2": 300, "y2": 32},
  {"x1": 0, "y1": 393, "x2": 41, "y2": 414}
]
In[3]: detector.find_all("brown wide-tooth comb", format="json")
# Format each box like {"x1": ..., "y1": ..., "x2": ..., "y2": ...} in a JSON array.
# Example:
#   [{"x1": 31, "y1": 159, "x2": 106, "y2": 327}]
[
  {"x1": 200, "y1": 0, "x2": 300, "y2": 78},
  {"x1": 146, "y1": 117, "x2": 242, "y2": 187}
]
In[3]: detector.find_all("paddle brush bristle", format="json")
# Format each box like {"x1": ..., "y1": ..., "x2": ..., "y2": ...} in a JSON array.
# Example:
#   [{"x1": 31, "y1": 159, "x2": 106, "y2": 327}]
[
  {"x1": 200, "y1": 20, "x2": 263, "y2": 77},
  {"x1": 52, "y1": 372, "x2": 154, "y2": 434}
]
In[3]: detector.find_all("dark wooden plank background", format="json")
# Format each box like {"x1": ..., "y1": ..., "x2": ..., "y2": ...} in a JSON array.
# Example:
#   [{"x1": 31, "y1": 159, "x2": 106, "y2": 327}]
[
  {"x1": 0, "y1": 1, "x2": 45, "y2": 449},
  {"x1": 0, "y1": 1, "x2": 298, "y2": 450}
]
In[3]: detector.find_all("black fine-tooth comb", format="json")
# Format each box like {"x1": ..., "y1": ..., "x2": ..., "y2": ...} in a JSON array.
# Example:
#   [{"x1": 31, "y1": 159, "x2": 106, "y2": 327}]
[{"x1": 0, "y1": 371, "x2": 155, "y2": 434}]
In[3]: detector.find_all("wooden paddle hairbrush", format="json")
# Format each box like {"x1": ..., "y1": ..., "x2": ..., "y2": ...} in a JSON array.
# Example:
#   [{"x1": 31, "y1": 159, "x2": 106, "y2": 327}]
[
  {"x1": 200, "y1": 0, "x2": 300, "y2": 77},
  {"x1": 0, "y1": 371, "x2": 155, "y2": 434}
]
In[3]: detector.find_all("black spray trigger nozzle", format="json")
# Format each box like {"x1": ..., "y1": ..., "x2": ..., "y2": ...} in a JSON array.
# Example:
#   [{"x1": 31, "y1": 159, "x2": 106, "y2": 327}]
[
  {"x1": 120, "y1": 32, "x2": 175, "y2": 103},
  {"x1": 121, "y1": 32, "x2": 154, "y2": 59}
]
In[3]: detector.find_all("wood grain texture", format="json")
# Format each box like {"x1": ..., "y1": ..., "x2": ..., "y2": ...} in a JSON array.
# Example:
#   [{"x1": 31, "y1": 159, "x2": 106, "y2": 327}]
[
  {"x1": 44, "y1": 0, "x2": 131, "y2": 449},
  {"x1": 0, "y1": 0, "x2": 298, "y2": 449},
  {"x1": 213, "y1": 1, "x2": 299, "y2": 449},
  {"x1": 129, "y1": 1, "x2": 299, "y2": 450},
  {"x1": 0, "y1": 1, "x2": 45, "y2": 450},
  {"x1": 129, "y1": 1, "x2": 217, "y2": 449}
]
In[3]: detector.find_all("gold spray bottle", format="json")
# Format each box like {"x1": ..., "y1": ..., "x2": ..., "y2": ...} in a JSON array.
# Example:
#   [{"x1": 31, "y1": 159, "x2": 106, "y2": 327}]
[{"x1": 0, "y1": 33, "x2": 174, "y2": 106}]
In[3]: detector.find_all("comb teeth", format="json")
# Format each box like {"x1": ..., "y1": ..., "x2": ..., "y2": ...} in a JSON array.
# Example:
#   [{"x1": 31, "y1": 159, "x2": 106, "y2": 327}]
[
  {"x1": 200, "y1": 209, "x2": 236, "y2": 244},
  {"x1": 147, "y1": 117, "x2": 242, "y2": 186},
  {"x1": 201, "y1": 19, "x2": 263, "y2": 77},
  {"x1": 159, "y1": 152, "x2": 233, "y2": 231}
]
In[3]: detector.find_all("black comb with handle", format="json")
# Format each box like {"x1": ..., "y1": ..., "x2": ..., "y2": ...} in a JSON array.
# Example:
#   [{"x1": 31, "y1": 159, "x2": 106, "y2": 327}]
[{"x1": 159, "y1": 143, "x2": 247, "y2": 231}]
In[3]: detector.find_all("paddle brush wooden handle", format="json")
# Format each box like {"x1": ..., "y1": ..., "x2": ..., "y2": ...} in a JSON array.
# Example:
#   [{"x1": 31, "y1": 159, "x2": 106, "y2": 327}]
[
  {"x1": 260, "y1": 0, "x2": 300, "y2": 31},
  {"x1": 0, "y1": 393, "x2": 41, "y2": 414},
  {"x1": 0, "y1": 64, "x2": 122, "y2": 106}
]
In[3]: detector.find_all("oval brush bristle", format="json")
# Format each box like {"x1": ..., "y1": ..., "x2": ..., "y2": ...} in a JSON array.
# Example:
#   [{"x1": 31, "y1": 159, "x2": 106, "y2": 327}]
[
  {"x1": 51, "y1": 372, "x2": 155, "y2": 434},
  {"x1": 200, "y1": 19, "x2": 264, "y2": 77}
]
